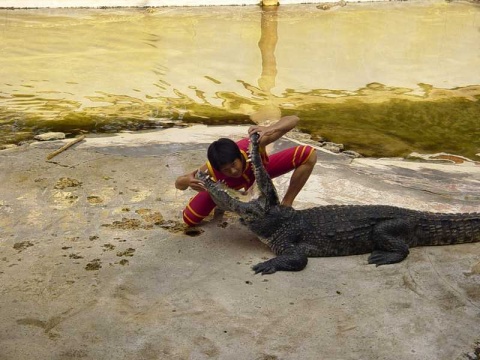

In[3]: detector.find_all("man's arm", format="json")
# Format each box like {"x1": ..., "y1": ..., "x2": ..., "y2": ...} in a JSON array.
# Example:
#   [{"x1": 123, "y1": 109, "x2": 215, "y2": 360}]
[
  {"x1": 175, "y1": 164, "x2": 208, "y2": 192},
  {"x1": 247, "y1": 115, "x2": 299, "y2": 147}
]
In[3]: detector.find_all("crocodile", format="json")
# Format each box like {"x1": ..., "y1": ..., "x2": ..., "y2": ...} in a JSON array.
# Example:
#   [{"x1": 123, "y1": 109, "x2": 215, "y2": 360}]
[{"x1": 195, "y1": 133, "x2": 480, "y2": 274}]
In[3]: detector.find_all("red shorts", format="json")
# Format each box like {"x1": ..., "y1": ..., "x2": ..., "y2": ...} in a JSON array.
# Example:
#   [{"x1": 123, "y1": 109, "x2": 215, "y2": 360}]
[{"x1": 182, "y1": 144, "x2": 315, "y2": 226}]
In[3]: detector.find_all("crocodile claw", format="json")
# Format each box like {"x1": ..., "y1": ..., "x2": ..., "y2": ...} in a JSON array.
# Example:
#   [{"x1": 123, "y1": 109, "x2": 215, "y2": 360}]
[
  {"x1": 368, "y1": 250, "x2": 409, "y2": 267},
  {"x1": 252, "y1": 260, "x2": 277, "y2": 275},
  {"x1": 367, "y1": 252, "x2": 388, "y2": 267}
]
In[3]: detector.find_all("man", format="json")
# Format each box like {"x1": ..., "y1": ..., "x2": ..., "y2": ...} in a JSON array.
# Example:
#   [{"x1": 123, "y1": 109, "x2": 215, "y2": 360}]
[{"x1": 175, "y1": 115, "x2": 317, "y2": 226}]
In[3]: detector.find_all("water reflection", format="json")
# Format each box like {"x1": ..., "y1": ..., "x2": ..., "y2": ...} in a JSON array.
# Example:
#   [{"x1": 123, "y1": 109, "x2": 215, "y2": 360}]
[
  {"x1": 251, "y1": 6, "x2": 281, "y2": 123},
  {"x1": 0, "y1": 3, "x2": 479, "y2": 158}
]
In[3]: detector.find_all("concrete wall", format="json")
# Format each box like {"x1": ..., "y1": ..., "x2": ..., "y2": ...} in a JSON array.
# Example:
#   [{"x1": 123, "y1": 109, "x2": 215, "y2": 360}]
[{"x1": 0, "y1": 0, "x2": 381, "y2": 8}]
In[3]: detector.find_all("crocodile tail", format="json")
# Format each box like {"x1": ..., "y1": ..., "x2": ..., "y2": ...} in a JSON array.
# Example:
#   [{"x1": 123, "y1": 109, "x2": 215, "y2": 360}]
[{"x1": 416, "y1": 212, "x2": 480, "y2": 246}]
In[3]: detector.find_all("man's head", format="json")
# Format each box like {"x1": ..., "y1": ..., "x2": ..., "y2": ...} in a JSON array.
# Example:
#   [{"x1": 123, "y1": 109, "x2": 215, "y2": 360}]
[{"x1": 207, "y1": 138, "x2": 244, "y2": 178}]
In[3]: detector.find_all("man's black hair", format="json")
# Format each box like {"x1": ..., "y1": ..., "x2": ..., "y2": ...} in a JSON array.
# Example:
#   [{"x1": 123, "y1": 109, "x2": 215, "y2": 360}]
[{"x1": 207, "y1": 138, "x2": 242, "y2": 171}]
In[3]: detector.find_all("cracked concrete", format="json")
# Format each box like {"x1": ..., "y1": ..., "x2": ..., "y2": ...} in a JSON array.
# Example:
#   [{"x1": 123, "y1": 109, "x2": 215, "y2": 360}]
[{"x1": 0, "y1": 125, "x2": 479, "y2": 360}]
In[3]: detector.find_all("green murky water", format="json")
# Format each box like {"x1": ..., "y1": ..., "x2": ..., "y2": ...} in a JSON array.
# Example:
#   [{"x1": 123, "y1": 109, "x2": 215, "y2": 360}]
[{"x1": 1, "y1": 2, "x2": 479, "y2": 158}]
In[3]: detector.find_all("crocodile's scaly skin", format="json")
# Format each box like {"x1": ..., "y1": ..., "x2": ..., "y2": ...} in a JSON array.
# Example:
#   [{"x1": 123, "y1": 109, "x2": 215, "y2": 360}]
[{"x1": 196, "y1": 133, "x2": 480, "y2": 274}]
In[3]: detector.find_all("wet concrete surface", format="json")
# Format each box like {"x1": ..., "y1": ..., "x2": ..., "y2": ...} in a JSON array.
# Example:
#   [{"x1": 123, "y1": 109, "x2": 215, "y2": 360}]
[{"x1": 0, "y1": 125, "x2": 479, "y2": 360}]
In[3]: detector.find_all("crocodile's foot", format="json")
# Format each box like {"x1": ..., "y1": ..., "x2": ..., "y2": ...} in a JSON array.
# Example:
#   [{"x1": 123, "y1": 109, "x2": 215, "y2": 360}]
[
  {"x1": 368, "y1": 250, "x2": 409, "y2": 267},
  {"x1": 252, "y1": 252, "x2": 308, "y2": 275},
  {"x1": 252, "y1": 259, "x2": 278, "y2": 275}
]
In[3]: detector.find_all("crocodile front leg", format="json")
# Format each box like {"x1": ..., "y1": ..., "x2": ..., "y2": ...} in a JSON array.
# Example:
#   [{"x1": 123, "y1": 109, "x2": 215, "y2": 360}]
[{"x1": 252, "y1": 246, "x2": 308, "y2": 274}]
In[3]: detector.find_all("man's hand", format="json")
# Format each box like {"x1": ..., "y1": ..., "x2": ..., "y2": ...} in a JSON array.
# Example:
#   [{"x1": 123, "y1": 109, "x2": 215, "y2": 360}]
[
  {"x1": 187, "y1": 170, "x2": 206, "y2": 191},
  {"x1": 248, "y1": 115, "x2": 299, "y2": 146},
  {"x1": 248, "y1": 125, "x2": 274, "y2": 143},
  {"x1": 175, "y1": 169, "x2": 206, "y2": 192}
]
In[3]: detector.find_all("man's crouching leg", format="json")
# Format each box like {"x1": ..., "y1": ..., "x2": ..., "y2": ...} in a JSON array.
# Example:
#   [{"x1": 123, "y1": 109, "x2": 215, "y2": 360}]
[
  {"x1": 182, "y1": 191, "x2": 217, "y2": 226},
  {"x1": 281, "y1": 148, "x2": 317, "y2": 207}
]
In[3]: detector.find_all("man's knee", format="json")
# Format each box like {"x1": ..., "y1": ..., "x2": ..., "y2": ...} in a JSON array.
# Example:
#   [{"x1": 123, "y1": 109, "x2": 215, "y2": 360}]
[
  {"x1": 303, "y1": 148, "x2": 317, "y2": 169},
  {"x1": 182, "y1": 208, "x2": 199, "y2": 227},
  {"x1": 182, "y1": 205, "x2": 206, "y2": 227}
]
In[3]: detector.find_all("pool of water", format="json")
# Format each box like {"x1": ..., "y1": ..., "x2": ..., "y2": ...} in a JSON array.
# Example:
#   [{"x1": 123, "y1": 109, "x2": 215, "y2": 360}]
[{"x1": 1, "y1": 2, "x2": 479, "y2": 157}]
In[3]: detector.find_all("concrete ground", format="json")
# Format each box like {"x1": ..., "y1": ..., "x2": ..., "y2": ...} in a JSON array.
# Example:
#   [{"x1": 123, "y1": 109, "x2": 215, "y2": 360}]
[{"x1": 0, "y1": 125, "x2": 479, "y2": 360}]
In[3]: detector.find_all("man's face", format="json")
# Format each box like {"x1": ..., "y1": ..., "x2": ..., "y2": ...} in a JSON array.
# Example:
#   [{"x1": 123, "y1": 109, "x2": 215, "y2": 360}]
[{"x1": 219, "y1": 158, "x2": 244, "y2": 178}]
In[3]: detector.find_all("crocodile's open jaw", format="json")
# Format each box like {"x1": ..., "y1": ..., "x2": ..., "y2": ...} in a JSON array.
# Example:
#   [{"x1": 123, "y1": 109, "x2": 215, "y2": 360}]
[
  {"x1": 195, "y1": 170, "x2": 261, "y2": 205},
  {"x1": 195, "y1": 132, "x2": 278, "y2": 218}
]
